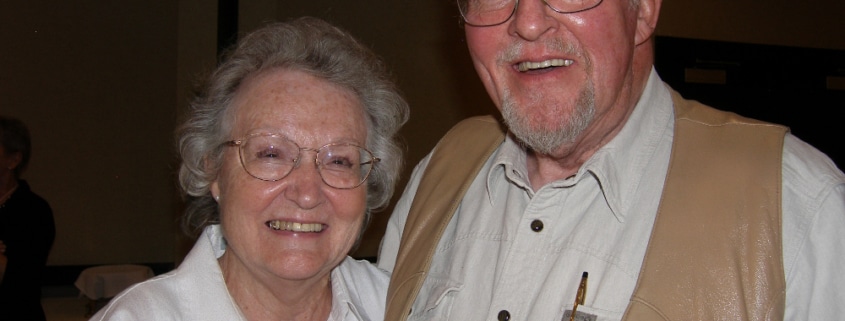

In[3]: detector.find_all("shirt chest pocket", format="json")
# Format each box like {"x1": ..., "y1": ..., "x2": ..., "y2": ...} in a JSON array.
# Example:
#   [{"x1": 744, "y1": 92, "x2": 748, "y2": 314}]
[{"x1": 408, "y1": 276, "x2": 463, "y2": 321}]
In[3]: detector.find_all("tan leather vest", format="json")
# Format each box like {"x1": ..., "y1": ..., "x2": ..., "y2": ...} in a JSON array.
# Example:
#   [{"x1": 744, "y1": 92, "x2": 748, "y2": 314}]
[{"x1": 385, "y1": 90, "x2": 787, "y2": 321}]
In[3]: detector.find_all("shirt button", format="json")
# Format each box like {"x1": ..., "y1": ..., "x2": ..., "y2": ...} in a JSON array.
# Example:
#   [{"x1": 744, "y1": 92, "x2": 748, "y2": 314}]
[
  {"x1": 530, "y1": 219, "x2": 544, "y2": 232},
  {"x1": 497, "y1": 310, "x2": 511, "y2": 321}
]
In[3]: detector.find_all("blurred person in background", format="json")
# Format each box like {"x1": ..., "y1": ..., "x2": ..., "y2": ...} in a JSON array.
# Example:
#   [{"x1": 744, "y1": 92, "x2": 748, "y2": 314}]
[{"x1": 0, "y1": 115, "x2": 56, "y2": 321}]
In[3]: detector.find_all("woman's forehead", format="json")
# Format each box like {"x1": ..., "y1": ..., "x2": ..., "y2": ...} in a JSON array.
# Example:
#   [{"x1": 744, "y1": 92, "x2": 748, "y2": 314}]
[{"x1": 228, "y1": 69, "x2": 367, "y2": 145}]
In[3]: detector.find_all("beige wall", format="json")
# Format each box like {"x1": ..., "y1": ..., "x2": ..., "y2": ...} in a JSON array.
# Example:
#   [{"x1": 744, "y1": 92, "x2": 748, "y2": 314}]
[{"x1": 1, "y1": 0, "x2": 841, "y2": 266}]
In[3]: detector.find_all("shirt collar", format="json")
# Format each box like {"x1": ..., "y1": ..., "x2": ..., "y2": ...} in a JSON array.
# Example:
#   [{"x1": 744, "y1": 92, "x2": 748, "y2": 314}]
[
  {"x1": 487, "y1": 68, "x2": 674, "y2": 222},
  {"x1": 487, "y1": 135, "x2": 530, "y2": 200},
  {"x1": 208, "y1": 224, "x2": 227, "y2": 258},
  {"x1": 328, "y1": 258, "x2": 364, "y2": 321}
]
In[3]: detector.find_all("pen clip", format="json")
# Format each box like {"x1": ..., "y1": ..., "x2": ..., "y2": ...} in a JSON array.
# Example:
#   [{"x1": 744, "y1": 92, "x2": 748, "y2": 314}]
[
  {"x1": 568, "y1": 271, "x2": 588, "y2": 321},
  {"x1": 576, "y1": 271, "x2": 588, "y2": 305}
]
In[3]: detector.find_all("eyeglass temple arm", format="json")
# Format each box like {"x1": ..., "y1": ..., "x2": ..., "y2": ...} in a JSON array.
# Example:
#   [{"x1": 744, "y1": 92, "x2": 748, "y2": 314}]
[{"x1": 361, "y1": 157, "x2": 381, "y2": 166}]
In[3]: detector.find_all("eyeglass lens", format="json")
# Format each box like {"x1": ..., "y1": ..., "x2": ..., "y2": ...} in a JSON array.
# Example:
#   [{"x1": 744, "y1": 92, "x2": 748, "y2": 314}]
[
  {"x1": 238, "y1": 134, "x2": 374, "y2": 189},
  {"x1": 458, "y1": 0, "x2": 603, "y2": 26}
]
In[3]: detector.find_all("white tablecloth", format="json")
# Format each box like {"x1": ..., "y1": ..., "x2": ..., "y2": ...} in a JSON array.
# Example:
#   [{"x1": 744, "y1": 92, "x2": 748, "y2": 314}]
[{"x1": 74, "y1": 264, "x2": 154, "y2": 300}]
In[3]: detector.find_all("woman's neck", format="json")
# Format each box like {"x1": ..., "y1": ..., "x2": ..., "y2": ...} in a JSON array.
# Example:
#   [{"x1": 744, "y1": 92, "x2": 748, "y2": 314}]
[{"x1": 219, "y1": 253, "x2": 334, "y2": 321}]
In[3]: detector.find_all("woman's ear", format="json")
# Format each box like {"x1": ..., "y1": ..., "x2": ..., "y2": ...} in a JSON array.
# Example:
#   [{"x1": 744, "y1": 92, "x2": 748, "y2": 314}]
[
  {"x1": 205, "y1": 156, "x2": 221, "y2": 202},
  {"x1": 634, "y1": 0, "x2": 662, "y2": 46},
  {"x1": 210, "y1": 181, "x2": 220, "y2": 202}
]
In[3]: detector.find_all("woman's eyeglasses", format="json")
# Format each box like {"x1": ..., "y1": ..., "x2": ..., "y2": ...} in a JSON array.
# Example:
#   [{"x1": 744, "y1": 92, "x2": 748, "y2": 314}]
[{"x1": 223, "y1": 133, "x2": 379, "y2": 189}]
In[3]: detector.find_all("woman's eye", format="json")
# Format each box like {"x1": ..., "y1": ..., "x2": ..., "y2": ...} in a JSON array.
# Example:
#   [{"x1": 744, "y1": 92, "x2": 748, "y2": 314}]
[
  {"x1": 256, "y1": 149, "x2": 279, "y2": 159},
  {"x1": 326, "y1": 156, "x2": 354, "y2": 168}
]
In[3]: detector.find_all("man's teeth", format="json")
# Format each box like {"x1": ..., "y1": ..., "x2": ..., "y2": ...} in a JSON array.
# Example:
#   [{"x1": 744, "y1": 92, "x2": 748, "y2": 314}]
[
  {"x1": 266, "y1": 220, "x2": 323, "y2": 232},
  {"x1": 518, "y1": 59, "x2": 574, "y2": 72}
]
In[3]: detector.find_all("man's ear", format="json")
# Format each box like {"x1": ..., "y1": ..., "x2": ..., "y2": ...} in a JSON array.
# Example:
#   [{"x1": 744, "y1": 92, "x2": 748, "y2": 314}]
[{"x1": 635, "y1": 0, "x2": 662, "y2": 46}]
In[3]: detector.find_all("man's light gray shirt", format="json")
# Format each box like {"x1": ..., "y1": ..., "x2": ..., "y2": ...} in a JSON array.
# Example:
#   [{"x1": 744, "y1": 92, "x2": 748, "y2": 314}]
[{"x1": 378, "y1": 69, "x2": 845, "y2": 320}]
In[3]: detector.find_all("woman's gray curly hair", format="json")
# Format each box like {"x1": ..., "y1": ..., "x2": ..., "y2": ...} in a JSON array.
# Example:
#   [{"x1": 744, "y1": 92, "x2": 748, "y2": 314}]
[{"x1": 176, "y1": 17, "x2": 409, "y2": 236}]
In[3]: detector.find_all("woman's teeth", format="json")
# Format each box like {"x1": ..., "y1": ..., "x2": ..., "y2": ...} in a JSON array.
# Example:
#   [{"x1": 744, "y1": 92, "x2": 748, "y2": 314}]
[
  {"x1": 266, "y1": 220, "x2": 323, "y2": 232},
  {"x1": 518, "y1": 59, "x2": 574, "y2": 72}
]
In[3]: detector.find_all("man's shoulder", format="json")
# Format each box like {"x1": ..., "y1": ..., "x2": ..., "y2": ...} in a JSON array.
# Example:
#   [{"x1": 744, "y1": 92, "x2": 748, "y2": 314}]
[
  {"x1": 782, "y1": 134, "x2": 845, "y2": 192},
  {"x1": 335, "y1": 257, "x2": 389, "y2": 320},
  {"x1": 671, "y1": 91, "x2": 787, "y2": 129},
  {"x1": 437, "y1": 115, "x2": 505, "y2": 149},
  {"x1": 337, "y1": 256, "x2": 390, "y2": 286}
]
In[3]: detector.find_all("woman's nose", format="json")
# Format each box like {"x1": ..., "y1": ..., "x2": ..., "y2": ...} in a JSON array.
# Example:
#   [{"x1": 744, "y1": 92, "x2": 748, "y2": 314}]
[{"x1": 283, "y1": 153, "x2": 326, "y2": 209}]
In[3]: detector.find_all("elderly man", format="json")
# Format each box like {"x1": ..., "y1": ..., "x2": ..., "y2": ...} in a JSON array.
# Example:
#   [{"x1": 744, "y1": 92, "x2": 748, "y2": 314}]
[{"x1": 378, "y1": 0, "x2": 845, "y2": 320}]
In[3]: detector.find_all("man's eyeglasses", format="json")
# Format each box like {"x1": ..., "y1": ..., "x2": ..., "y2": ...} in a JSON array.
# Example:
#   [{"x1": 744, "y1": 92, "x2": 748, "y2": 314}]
[
  {"x1": 457, "y1": 0, "x2": 604, "y2": 27},
  {"x1": 223, "y1": 133, "x2": 379, "y2": 189}
]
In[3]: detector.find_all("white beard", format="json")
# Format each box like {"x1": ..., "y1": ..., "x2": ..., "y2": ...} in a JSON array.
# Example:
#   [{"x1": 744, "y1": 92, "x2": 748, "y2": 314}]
[{"x1": 501, "y1": 80, "x2": 595, "y2": 155}]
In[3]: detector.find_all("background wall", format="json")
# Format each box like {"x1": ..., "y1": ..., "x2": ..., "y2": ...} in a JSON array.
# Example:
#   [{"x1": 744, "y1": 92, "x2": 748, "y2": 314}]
[
  {"x1": 1, "y1": 1, "x2": 182, "y2": 267},
  {"x1": 658, "y1": 0, "x2": 845, "y2": 51},
  {"x1": 1, "y1": 0, "x2": 842, "y2": 273}
]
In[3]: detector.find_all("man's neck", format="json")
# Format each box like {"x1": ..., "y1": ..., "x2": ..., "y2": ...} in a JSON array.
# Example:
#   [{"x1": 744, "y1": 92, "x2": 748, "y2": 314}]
[
  {"x1": 525, "y1": 142, "x2": 595, "y2": 188},
  {"x1": 524, "y1": 64, "x2": 654, "y2": 191}
]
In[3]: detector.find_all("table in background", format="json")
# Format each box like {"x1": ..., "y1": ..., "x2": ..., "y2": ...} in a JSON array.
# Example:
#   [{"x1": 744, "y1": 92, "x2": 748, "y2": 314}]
[{"x1": 74, "y1": 264, "x2": 154, "y2": 316}]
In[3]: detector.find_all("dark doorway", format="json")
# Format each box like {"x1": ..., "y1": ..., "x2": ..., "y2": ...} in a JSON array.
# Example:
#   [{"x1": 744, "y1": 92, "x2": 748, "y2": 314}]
[{"x1": 654, "y1": 36, "x2": 845, "y2": 170}]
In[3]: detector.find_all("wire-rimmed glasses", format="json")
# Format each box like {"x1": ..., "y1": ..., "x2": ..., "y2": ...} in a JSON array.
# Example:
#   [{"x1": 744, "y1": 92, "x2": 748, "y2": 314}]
[
  {"x1": 457, "y1": 0, "x2": 604, "y2": 27},
  {"x1": 223, "y1": 133, "x2": 379, "y2": 189}
]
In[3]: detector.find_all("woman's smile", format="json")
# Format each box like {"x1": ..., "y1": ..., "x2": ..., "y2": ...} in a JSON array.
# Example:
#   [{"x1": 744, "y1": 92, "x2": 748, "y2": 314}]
[{"x1": 266, "y1": 220, "x2": 325, "y2": 232}]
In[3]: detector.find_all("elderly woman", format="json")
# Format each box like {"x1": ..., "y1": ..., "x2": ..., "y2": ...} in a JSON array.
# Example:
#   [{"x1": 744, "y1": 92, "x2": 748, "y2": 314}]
[{"x1": 91, "y1": 17, "x2": 408, "y2": 320}]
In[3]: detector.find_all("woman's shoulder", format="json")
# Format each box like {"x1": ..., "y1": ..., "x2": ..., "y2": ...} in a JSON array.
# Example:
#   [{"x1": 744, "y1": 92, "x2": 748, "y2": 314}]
[
  {"x1": 88, "y1": 274, "x2": 183, "y2": 320},
  {"x1": 90, "y1": 270, "x2": 243, "y2": 321}
]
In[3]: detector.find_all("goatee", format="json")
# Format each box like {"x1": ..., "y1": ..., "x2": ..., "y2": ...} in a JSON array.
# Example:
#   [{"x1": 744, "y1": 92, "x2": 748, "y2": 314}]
[{"x1": 501, "y1": 82, "x2": 595, "y2": 155}]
